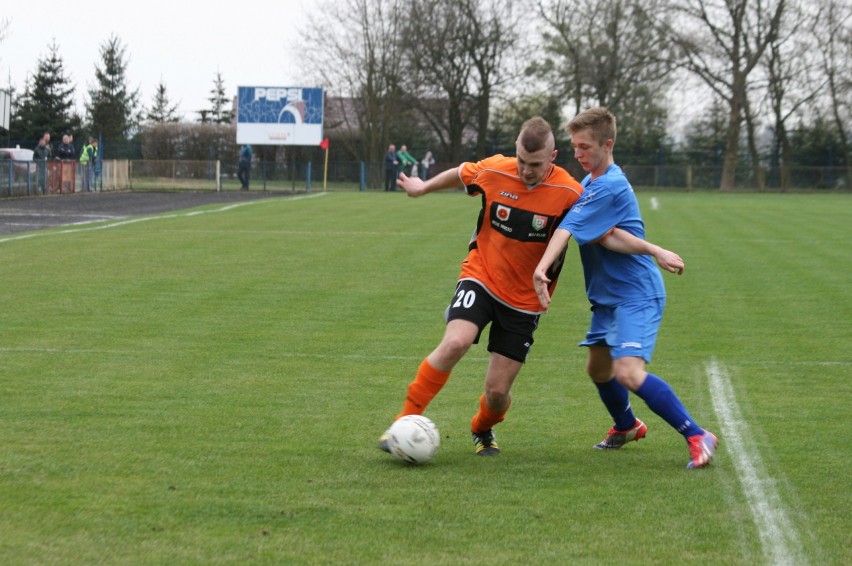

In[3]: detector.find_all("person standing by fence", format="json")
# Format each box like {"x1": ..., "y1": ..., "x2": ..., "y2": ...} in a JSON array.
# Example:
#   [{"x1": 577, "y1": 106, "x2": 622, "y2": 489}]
[
  {"x1": 33, "y1": 134, "x2": 52, "y2": 160},
  {"x1": 33, "y1": 134, "x2": 52, "y2": 192},
  {"x1": 79, "y1": 137, "x2": 98, "y2": 191},
  {"x1": 396, "y1": 144, "x2": 417, "y2": 176},
  {"x1": 420, "y1": 150, "x2": 435, "y2": 180},
  {"x1": 57, "y1": 134, "x2": 75, "y2": 160},
  {"x1": 384, "y1": 144, "x2": 399, "y2": 191},
  {"x1": 238, "y1": 144, "x2": 253, "y2": 190},
  {"x1": 56, "y1": 134, "x2": 76, "y2": 193}
]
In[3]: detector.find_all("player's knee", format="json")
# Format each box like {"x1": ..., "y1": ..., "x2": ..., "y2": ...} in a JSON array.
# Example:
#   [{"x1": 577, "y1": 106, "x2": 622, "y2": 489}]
[
  {"x1": 612, "y1": 367, "x2": 646, "y2": 391},
  {"x1": 437, "y1": 335, "x2": 473, "y2": 361},
  {"x1": 586, "y1": 360, "x2": 611, "y2": 382},
  {"x1": 484, "y1": 387, "x2": 510, "y2": 408}
]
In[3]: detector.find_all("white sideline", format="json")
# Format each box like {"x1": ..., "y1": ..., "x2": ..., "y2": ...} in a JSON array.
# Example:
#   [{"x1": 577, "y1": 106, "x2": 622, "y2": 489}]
[
  {"x1": 705, "y1": 358, "x2": 806, "y2": 565},
  {"x1": 0, "y1": 192, "x2": 327, "y2": 244}
]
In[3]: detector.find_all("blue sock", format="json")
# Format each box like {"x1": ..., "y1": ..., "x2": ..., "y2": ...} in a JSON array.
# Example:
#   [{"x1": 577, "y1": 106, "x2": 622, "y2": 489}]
[
  {"x1": 594, "y1": 379, "x2": 636, "y2": 431},
  {"x1": 635, "y1": 374, "x2": 702, "y2": 437}
]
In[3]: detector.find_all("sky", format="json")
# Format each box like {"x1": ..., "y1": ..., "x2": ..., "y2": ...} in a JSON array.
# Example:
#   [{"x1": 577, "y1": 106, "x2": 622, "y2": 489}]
[{"x1": 1, "y1": 1, "x2": 311, "y2": 122}]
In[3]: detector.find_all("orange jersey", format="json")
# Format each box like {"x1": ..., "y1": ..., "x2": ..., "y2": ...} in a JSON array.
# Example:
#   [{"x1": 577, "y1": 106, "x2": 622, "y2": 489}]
[{"x1": 457, "y1": 155, "x2": 583, "y2": 313}]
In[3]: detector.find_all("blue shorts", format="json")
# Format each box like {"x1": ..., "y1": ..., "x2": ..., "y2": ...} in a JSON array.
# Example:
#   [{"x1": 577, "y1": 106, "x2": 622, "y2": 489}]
[{"x1": 579, "y1": 298, "x2": 665, "y2": 362}]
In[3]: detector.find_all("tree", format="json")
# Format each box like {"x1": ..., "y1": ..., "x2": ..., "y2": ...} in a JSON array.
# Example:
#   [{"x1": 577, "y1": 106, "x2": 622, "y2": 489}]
[
  {"x1": 758, "y1": 2, "x2": 825, "y2": 190},
  {"x1": 9, "y1": 40, "x2": 81, "y2": 143},
  {"x1": 682, "y1": 96, "x2": 729, "y2": 186},
  {"x1": 458, "y1": 0, "x2": 518, "y2": 159},
  {"x1": 666, "y1": 0, "x2": 787, "y2": 191},
  {"x1": 86, "y1": 35, "x2": 142, "y2": 143},
  {"x1": 534, "y1": 0, "x2": 675, "y2": 159},
  {"x1": 488, "y1": 92, "x2": 564, "y2": 154},
  {"x1": 401, "y1": 0, "x2": 475, "y2": 162},
  {"x1": 298, "y1": 0, "x2": 408, "y2": 166},
  {"x1": 146, "y1": 79, "x2": 181, "y2": 123},
  {"x1": 812, "y1": 0, "x2": 852, "y2": 183},
  {"x1": 199, "y1": 71, "x2": 231, "y2": 124}
]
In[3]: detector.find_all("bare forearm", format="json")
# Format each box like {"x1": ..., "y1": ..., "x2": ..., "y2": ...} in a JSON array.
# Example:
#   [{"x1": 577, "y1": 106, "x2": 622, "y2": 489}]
[
  {"x1": 533, "y1": 228, "x2": 573, "y2": 308},
  {"x1": 539, "y1": 228, "x2": 572, "y2": 271},
  {"x1": 427, "y1": 167, "x2": 462, "y2": 190},
  {"x1": 601, "y1": 228, "x2": 684, "y2": 275},
  {"x1": 601, "y1": 228, "x2": 658, "y2": 255},
  {"x1": 398, "y1": 166, "x2": 463, "y2": 197}
]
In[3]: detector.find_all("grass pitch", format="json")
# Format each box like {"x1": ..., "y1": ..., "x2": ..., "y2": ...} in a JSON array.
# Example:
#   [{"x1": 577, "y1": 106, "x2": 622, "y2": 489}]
[{"x1": 1, "y1": 191, "x2": 849, "y2": 564}]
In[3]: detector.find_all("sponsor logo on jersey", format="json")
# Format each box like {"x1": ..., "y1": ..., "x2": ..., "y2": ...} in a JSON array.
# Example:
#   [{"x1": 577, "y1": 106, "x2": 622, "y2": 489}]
[
  {"x1": 490, "y1": 203, "x2": 554, "y2": 243},
  {"x1": 500, "y1": 191, "x2": 519, "y2": 200}
]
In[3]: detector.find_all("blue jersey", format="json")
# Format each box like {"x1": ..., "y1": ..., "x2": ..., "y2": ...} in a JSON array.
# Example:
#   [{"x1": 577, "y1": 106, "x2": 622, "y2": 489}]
[{"x1": 560, "y1": 164, "x2": 665, "y2": 307}]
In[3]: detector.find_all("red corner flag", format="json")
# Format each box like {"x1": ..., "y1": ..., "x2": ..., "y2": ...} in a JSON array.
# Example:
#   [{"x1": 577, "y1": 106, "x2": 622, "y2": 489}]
[{"x1": 320, "y1": 137, "x2": 329, "y2": 150}]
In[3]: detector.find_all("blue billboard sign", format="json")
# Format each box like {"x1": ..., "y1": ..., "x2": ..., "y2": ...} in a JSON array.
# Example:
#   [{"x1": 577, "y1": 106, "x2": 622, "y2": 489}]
[{"x1": 236, "y1": 86, "x2": 324, "y2": 146}]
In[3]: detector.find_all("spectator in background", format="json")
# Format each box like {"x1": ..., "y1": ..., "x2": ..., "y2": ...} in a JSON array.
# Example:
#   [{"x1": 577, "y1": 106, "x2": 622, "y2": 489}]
[
  {"x1": 33, "y1": 134, "x2": 51, "y2": 192},
  {"x1": 384, "y1": 143, "x2": 398, "y2": 191},
  {"x1": 420, "y1": 150, "x2": 435, "y2": 180},
  {"x1": 238, "y1": 144, "x2": 253, "y2": 190},
  {"x1": 33, "y1": 135, "x2": 51, "y2": 160},
  {"x1": 396, "y1": 144, "x2": 417, "y2": 176},
  {"x1": 80, "y1": 137, "x2": 98, "y2": 191},
  {"x1": 43, "y1": 132, "x2": 53, "y2": 159},
  {"x1": 57, "y1": 134, "x2": 76, "y2": 160}
]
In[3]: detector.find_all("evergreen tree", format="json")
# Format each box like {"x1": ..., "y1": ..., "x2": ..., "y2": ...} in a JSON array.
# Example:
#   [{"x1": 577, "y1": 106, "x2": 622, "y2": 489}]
[
  {"x1": 146, "y1": 79, "x2": 181, "y2": 123},
  {"x1": 8, "y1": 82, "x2": 34, "y2": 143},
  {"x1": 199, "y1": 71, "x2": 232, "y2": 124},
  {"x1": 683, "y1": 97, "x2": 729, "y2": 167},
  {"x1": 86, "y1": 35, "x2": 141, "y2": 141},
  {"x1": 10, "y1": 40, "x2": 81, "y2": 144}
]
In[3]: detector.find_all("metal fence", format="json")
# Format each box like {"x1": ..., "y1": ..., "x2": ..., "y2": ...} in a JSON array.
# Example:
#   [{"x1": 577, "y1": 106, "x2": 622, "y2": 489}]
[
  {"x1": 0, "y1": 159, "x2": 134, "y2": 196},
  {"x1": 2, "y1": 158, "x2": 849, "y2": 198}
]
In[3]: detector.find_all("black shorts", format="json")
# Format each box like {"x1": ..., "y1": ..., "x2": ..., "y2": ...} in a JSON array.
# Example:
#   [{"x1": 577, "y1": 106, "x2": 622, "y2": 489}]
[{"x1": 445, "y1": 279, "x2": 540, "y2": 363}]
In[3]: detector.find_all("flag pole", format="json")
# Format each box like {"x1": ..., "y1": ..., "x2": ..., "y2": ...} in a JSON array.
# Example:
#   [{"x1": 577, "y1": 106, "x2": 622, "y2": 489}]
[
  {"x1": 320, "y1": 137, "x2": 330, "y2": 190},
  {"x1": 323, "y1": 145, "x2": 329, "y2": 190}
]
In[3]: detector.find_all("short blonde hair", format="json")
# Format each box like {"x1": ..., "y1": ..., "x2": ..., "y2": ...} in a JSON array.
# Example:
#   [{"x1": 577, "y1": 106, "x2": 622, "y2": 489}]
[{"x1": 567, "y1": 107, "x2": 616, "y2": 145}]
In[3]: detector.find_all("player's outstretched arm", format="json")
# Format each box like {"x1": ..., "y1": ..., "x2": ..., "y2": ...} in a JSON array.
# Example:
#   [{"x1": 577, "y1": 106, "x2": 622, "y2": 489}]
[
  {"x1": 533, "y1": 228, "x2": 573, "y2": 308},
  {"x1": 601, "y1": 228, "x2": 685, "y2": 275},
  {"x1": 397, "y1": 167, "x2": 463, "y2": 197}
]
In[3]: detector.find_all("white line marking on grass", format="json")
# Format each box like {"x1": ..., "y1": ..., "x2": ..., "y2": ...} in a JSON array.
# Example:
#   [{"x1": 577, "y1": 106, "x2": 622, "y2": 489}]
[
  {"x1": 650, "y1": 197, "x2": 659, "y2": 210},
  {"x1": 0, "y1": 211, "x2": 125, "y2": 219},
  {"x1": 706, "y1": 357, "x2": 806, "y2": 566},
  {"x1": 0, "y1": 192, "x2": 327, "y2": 244}
]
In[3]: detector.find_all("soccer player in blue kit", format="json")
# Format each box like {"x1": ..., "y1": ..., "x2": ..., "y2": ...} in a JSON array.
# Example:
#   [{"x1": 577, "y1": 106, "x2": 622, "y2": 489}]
[{"x1": 533, "y1": 107, "x2": 718, "y2": 469}]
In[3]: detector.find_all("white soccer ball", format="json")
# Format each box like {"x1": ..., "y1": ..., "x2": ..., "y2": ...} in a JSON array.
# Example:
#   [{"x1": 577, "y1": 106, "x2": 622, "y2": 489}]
[{"x1": 387, "y1": 415, "x2": 440, "y2": 465}]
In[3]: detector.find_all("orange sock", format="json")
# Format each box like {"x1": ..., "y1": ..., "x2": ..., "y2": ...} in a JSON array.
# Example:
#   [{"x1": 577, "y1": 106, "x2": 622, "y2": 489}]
[
  {"x1": 396, "y1": 358, "x2": 451, "y2": 419},
  {"x1": 470, "y1": 393, "x2": 510, "y2": 433}
]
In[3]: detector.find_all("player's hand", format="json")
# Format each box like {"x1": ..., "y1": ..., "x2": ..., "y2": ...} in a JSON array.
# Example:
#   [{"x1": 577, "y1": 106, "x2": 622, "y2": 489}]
[
  {"x1": 654, "y1": 248, "x2": 685, "y2": 275},
  {"x1": 533, "y1": 267, "x2": 552, "y2": 308},
  {"x1": 397, "y1": 173, "x2": 427, "y2": 197}
]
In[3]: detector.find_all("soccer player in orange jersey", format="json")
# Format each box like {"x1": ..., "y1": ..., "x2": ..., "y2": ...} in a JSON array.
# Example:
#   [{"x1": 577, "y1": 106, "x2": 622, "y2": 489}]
[{"x1": 378, "y1": 117, "x2": 657, "y2": 456}]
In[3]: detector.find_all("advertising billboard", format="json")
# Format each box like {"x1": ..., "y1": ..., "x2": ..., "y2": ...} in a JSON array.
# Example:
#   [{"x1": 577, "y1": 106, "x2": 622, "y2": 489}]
[{"x1": 236, "y1": 86, "x2": 324, "y2": 146}]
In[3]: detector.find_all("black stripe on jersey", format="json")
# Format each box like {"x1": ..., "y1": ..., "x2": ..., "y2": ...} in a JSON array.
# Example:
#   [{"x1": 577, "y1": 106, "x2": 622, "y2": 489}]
[
  {"x1": 467, "y1": 185, "x2": 486, "y2": 251},
  {"x1": 489, "y1": 202, "x2": 557, "y2": 243}
]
